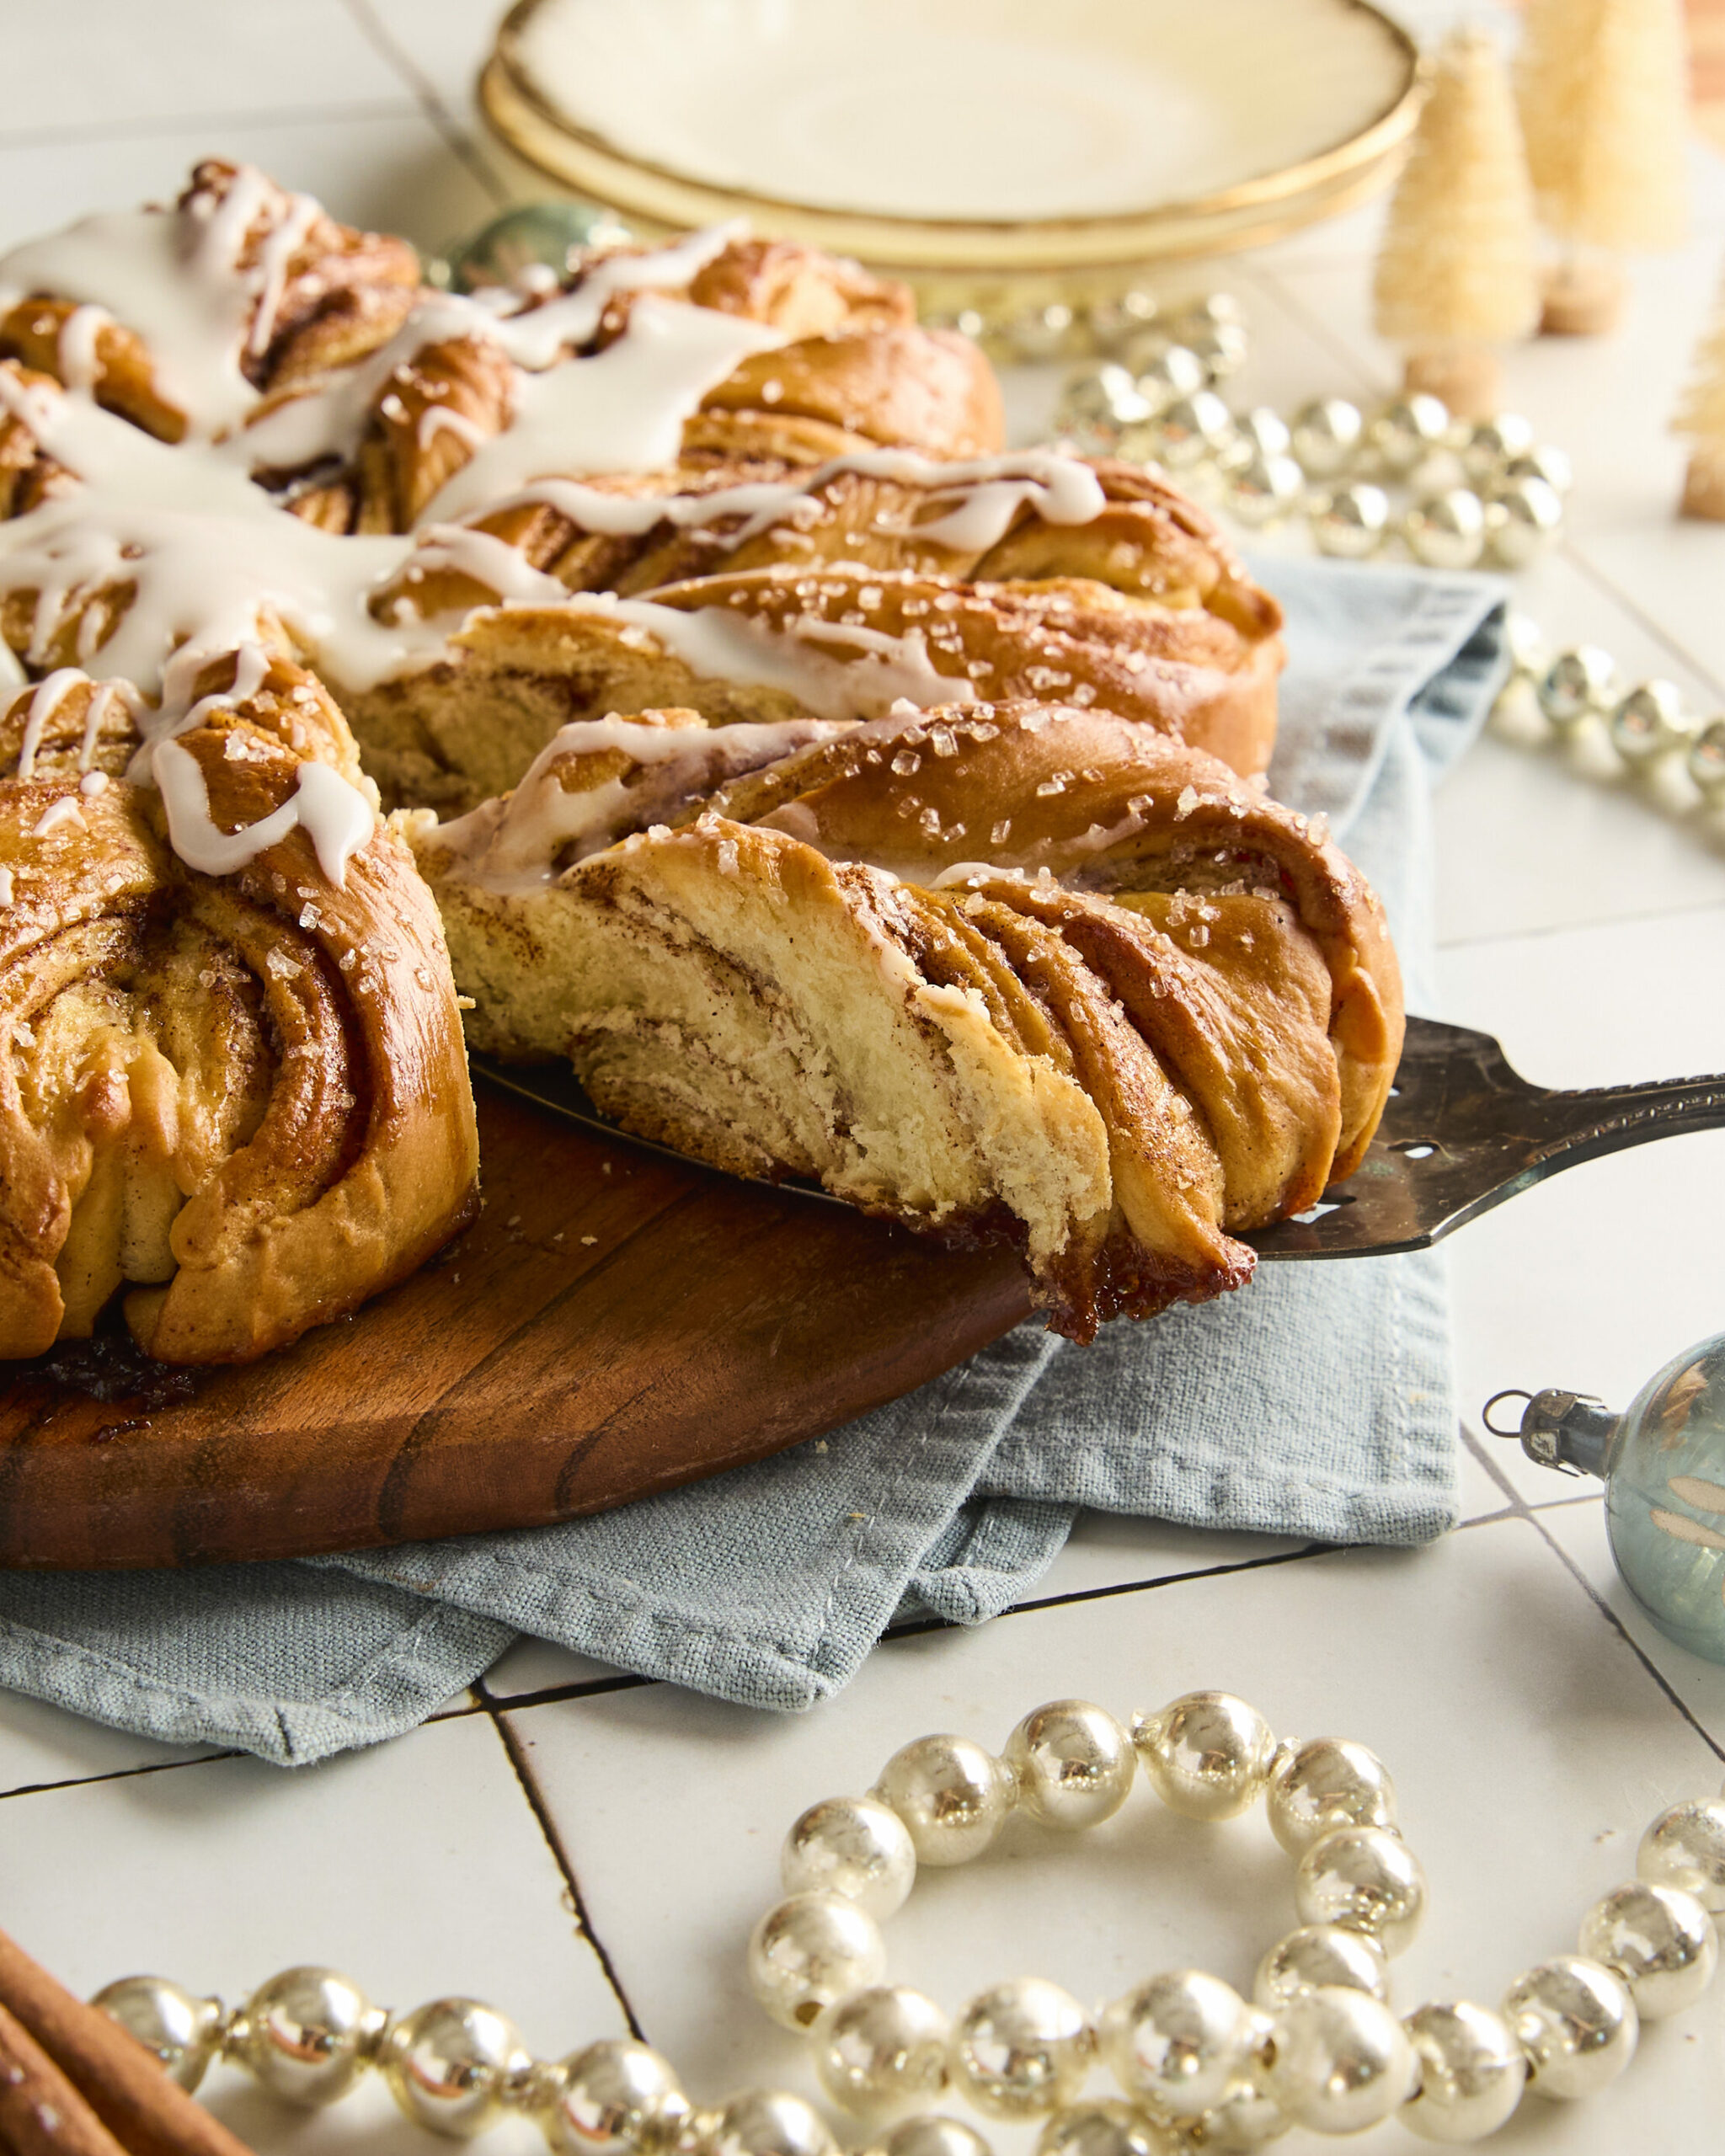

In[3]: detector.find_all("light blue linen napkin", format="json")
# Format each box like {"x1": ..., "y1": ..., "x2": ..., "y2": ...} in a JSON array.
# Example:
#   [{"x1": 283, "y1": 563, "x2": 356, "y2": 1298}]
[{"x1": 0, "y1": 561, "x2": 1507, "y2": 1764}]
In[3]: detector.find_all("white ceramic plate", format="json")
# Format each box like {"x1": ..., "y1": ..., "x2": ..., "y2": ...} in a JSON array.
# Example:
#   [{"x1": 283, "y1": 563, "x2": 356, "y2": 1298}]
[{"x1": 483, "y1": 0, "x2": 1420, "y2": 274}]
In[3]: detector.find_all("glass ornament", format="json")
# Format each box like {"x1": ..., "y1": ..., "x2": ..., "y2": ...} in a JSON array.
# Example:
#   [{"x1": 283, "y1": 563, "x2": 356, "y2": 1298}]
[
  {"x1": 1487, "y1": 1329, "x2": 1725, "y2": 1662},
  {"x1": 448, "y1": 203, "x2": 633, "y2": 293}
]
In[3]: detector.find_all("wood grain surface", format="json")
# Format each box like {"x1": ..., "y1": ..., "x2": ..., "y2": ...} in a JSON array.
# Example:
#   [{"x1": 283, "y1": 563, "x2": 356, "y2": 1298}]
[{"x1": 0, "y1": 1081, "x2": 1032, "y2": 1572}]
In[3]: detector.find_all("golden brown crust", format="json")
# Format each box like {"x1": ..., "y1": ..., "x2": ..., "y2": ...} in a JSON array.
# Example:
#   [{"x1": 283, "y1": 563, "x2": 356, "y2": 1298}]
[
  {"x1": 712, "y1": 700, "x2": 1402, "y2": 1168},
  {"x1": 0, "y1": 662, "x2": 478, "y2": 1363},
  {"x1": 344, "y1": 457, "x2": 1284, "y2": 814}
]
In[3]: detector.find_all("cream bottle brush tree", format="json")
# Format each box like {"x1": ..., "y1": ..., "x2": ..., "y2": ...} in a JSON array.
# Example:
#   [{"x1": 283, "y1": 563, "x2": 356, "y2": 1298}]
[
  {"x1": 1518, "y1": 0, "x2": 1690, "y2": 334},
  {"x1": 1372, "y1": 26, "x2": 1540, "y2": 419},
  {"x1": 1674, "y1": 255, "x2": 1725, "y2": 518}
]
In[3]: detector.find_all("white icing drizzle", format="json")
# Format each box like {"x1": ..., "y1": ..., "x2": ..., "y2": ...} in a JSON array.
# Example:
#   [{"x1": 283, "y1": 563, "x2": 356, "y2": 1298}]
[
  {"x1": 0, "y1": 866, "x2": 12, "y2": 905},
  {"x1": 415, "y1": 402, "x2": 491, "y2": 453},
  {"x1": 403, "y1": 526, "x2": 569, "y2": 611},
  {"x1": 154, "y1": 739, "x2": 373, "y2": 887},
  {"x1": 30, "y1": 796, "x2": 84, "y2": 837},
  {"x1": 246, "y1": 191, "x2": 320, "y2": 360},
  {"x1": 489, "y1": 447, "x2": 1108, "y2": 555},
  {"x1": 416, "y1": 296, "x2": 782, "y2": 523},
  {"x1": 78, "y1": 769, "x2": 107, "y2": 797},
  {"x1": 17, "y1": 666, "x2": 86, "y2": 780},
  {"x1": 478, "y1": 221, "x2": 744, "y2": 369},
  {"x1": 0, "y1": 168, "x2": 294, "y2": 439},
  {"x1": 56, "y1": 306, "x2": 110, "y2": 394},
  {"x1": 535, "y1": 590, "x2": 980, "y2": 723},
  {"x1": 428, "y1": 712, "x2": 848, "y2": 886}
]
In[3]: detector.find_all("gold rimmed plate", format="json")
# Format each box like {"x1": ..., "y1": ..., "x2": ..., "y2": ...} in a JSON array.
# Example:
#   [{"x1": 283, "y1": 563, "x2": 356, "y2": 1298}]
[{"x1": 480, "y1": 0, "x2": 1422, "y2": 290}]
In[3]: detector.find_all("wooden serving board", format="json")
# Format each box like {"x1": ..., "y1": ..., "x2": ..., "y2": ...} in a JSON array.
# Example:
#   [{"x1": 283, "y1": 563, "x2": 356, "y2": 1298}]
[{"x1": 0, "y1": 1081, "x2": 1031, "y2": 1571}]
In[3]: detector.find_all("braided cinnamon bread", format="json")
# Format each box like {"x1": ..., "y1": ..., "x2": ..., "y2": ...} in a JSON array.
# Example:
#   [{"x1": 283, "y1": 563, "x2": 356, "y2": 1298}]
[
  {"x1": 410, "y1": 702, "x2": 1401, "y2": 1342},
  {"x1": 0, "y1": 164, "x2": 1385, "y2": 1362},
  {"x1": 0, "y1": 654, "x2": 478, "y2": 1362}
]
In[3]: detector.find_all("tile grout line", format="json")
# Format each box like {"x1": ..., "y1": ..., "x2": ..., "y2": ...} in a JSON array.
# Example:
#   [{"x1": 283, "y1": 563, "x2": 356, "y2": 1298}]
[
  {"x1": 485, "y1": 1671, "x2": 654, "y2": 1711},
  {"x1": 1461, "y1": 1420, "x2": 1725, "y2": 1768},
  {"x1": 487, "y1": 1707, "x2": 649, "y2": 2040},
  {"x1": 1436, "y1": 891, "x2": 1725, "y2": 953},
  {"x1": 0, "y1": 1746, "x2": 242, "y2": 1804},
  {"x1": 895, "y1": 1541, "x2": 1338, "y2": 1641},
  {"x1": 1249, "y1": 264, "x2": 1399, "y2": 400},
  {"x1": 341, "y1": 0, "x2": 510, "y2": 211},
  {"x1": 0, "y1": 99, "x2": 427, "y2": 152},
  {"x1": 1556, "y1": 542, "x2": 1725, "y2": 707},
  {"x1": 1522, "y1": 1506, "x2": 1725, "y2": 1769}
]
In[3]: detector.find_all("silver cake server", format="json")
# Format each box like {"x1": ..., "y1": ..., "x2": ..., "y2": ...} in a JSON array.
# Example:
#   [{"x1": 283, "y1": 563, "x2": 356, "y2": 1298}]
[{"x1": 473, "y1": 1015, "x2": 1725, "y2": 1262}]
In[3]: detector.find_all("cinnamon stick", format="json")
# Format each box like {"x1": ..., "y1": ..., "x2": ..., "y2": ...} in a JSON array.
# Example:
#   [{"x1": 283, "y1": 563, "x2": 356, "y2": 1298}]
[
  {"x1": 0, "y1": 2000, "x2": 132, "y2": 2156},
  {"x1": 0, "y1": 1931, "x2": 253, "y2": 2156}
]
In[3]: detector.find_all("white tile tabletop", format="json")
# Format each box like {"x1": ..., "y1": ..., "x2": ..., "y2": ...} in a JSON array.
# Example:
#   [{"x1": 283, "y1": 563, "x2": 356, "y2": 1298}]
[{"x1": 0, "y1": 3, "x2": 1722, "y2": 2153}]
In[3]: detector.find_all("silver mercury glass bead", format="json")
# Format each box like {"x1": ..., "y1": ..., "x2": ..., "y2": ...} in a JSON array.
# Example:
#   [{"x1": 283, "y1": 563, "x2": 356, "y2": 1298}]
[
  {"x1": 1312, "y1": 482, "x2": 1391, "y2": 559},
  {"x1": 1084, "y1": 288, "x2": 1157, "y2": 351},
  {"x1": 1503, "y1": 442, "x2": 1574, "y2": 496},
  {"x1": 1133, "y1": 1690, "x2": 1276, "y2": 1821},
  {"x1": 705, "y1": 2088, "x2": 838, "y2": 2156},
  {"x1": 381, "y1": 1998, "x2": 533, "y2": 2137},
  {"x1": 873, "y1": 2118, "x2": 994, "y2": 2156},
  {"x1": 873, "y1": 1732, "x2": 1015, "y2": 1865},
  {"x1": 1688, "y1": 716, "x2": 1725, "y2": 802},
  {"x1": 1608, "y1": 679, "x2": 1694, "y2": 764},
  {"x1": 1403, "y1": 488, "x2": 1487, "y2": 570},
  {"x1": 1185, "y1": 320, "x2": 1250, "y2": 382},
  {"x1": 1154, "y1": 390, "x2": 1236, "y2": 470},
  {"x1": 1055, "y1": 364, "x2": 1152, "y2": 451},
  {"x1": 1501, "y1": 1956, "x2": 1637, "y2": 2100},
  {"x1": 749, "y1": 1892, "x2": 887, "y2": 2029},
  {"x1": 1173, "y1": 291, "x2": 1247, "y2": 333},
  {"x1": 1003, "y1": 1699, "x2": 1135, "y2": 1830},
  {"x1": 1032, "y1": 2099, "x2": 1161, "y2": 2156},
  {"x1": 1295, "y1": 1826, "x2": 1427, "y2": 1956},
  {"x1": 545, "y1": 2040, "x2": 689, "y2": 2156},
  {"x1": 1260, "y1": 1985, "x2": 1418, "y2": 2136},
  {"x1": 1578, "y1": 1880, "x2": 1719, "y2": 2019},
  {"x1": 1639, "y1": 1796, "x2": 1725, "y2": 1912},
  {"x1": 91, "y1": 1977, "x2": 224, "y2": 2094},
  {"x1": 950, "y1": 1977, "x2": 1092, "y2": 2120},
  {"x1": 1536, "y1": 645, "x2": 1616, "y2": 730},
  {"x1": 1265, "y1": 1736, "x2": 1397, "y2": 1854},
  {"x1": 1503, "y1": 610, "x2": 1548, "y2": 680},
  {"x1": 1224, "y1": 451, "x2": 1304, "y2": 527},
  {"x1": 1129, "y1": 341, "x2": 1209, "y2": 417},
  {"x1": 1289, "y1": 396, "x2": 1365, "y2": 478},
  {"x1": 1461, "y1": 413, "x2": 1536, "y2": 484},
  {"x1": 782, "y1": 1794, "x2": 917, "y2": 1919},
  {"x1": 810, "y1": 1984, "x2": 951, "y2": 2121},
  {"x1": 1483, "y1": 475, "x2": 1564, "y2": 568},
  {"x1": 1366, "y1": 393, "x2": 1450, "y2": 476},
  {"x1": 1254, "y1": 1924, "x2": 1391, "y2": 2008},
  {"x1": 225, "y1": 1966, "x2": 387, "y2": 2105},
  {"x1": 1097, "y1": 1969, "x2": 1258, "y2": 2118},
  {"x1": 1399, "y1": 2001, "x2": 1526, "y2": 2143},
  {"x1": 1236, "y1": 407, "x2": 1292, "y2": 461}
]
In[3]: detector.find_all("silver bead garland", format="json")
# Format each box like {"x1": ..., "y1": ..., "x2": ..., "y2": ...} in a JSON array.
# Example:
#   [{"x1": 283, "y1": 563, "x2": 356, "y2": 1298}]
[
  {"x1": 1497, "y1": 616, "x2": 1725, "y2": 808},
  {"x1": 746, "y1": 1692, "x2": 1722, "y2": 2147},
  {"x1": 1051, "y1": 323, "x2": 1570, "y2": 573},
  {"x1": 87, "y1": 1695, "x2": 1725, "y2": 2153}
]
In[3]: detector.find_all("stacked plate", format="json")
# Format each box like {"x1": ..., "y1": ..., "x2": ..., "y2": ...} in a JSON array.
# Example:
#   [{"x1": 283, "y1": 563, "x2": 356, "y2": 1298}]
[{"x1": 480, "y1": 0, "x2": 1422, "y2": 319}]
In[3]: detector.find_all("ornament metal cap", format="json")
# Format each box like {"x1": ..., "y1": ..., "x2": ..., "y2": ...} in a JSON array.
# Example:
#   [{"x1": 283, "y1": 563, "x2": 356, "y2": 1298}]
[{"x1": 1483, "y1": 1388, "x2": 1620, "y2": 1476}]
